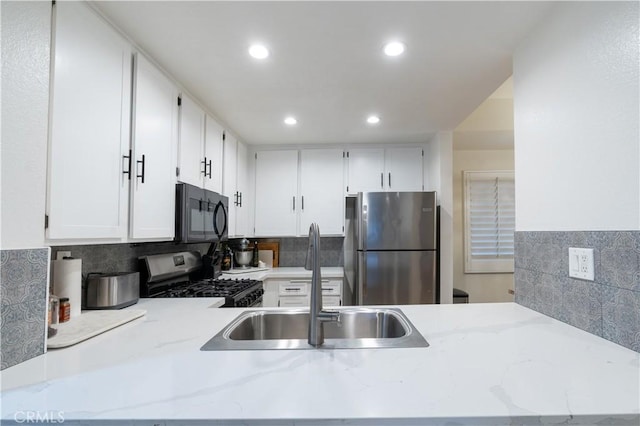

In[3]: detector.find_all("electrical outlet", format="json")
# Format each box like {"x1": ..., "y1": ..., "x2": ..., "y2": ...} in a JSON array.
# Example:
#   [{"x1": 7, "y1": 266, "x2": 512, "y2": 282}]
[
  {"x1": 56, "y1": 251, "x2": 71, "y2": 260},
  {"x1": 568, "y1": 247, "x2": 594, "y2": 281}
]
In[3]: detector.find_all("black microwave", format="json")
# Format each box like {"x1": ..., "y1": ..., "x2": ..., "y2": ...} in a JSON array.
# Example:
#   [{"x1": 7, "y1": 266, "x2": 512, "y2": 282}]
[{"x1": 175, "y1": 183, "x2": 228, "y2": 243}]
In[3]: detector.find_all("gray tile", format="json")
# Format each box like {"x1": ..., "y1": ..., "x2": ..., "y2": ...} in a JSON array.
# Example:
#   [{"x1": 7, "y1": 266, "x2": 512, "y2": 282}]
[
  {"x1": 562, "y1": 279, "x2": 603, "y2": 337},
  {"x1": 0, "y1": 300, "x2": 46, "y2": 370},
  {"x1": 602, "y1": 286, "x2": 640, "y2": 352},
  {"x1": 598, "y1": 232, "x2": 640, "y2": 291},
  {"x1": 0, "y1": 248, "x2": 49, "y2": 305},
  {"x1": 533, "y1": 273, "x2": 564, "y2": 320},
  {"x1": 514, "y1": 232, "x2": 568, "y2": 275},
  {"x1": 514, "y1": 267, "x2": 539, "y2": 308}
]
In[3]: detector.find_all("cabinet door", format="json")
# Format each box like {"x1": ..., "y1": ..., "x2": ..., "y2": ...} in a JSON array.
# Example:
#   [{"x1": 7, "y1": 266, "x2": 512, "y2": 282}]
[
  {"x1": 177, "y1": 94, "x2": 205, "y2": 187},
  {"x1": 346, "y1": 148, "x2": 385, "y2": 194},
  {"x1": 47, "y1": 2, "x2": 131, "y2": 239},
  {"x1": 261, "y1": 280, "x2": 279, "y2": 307},
  {"x1": 223, "y1": 133, "x2": 238, "y2": 236},
  {"x1": 235, "y1": 140, "x2": 249, "y2": 237},
  {"x1": 254, "y1": 150, "x2": 298, "y2": 236},
  {"x1": 204, "y1": 115, "x2": 223, "y2": 193},
  {"x1": 385, "y1": 147, "x2": 424, "y2": 191},
  {"x1": 129, "y1": 54, "x2": 178, "y2": 239},
  {"x1": 299, "y1": 149, "x2": 345, "y2": 236}
]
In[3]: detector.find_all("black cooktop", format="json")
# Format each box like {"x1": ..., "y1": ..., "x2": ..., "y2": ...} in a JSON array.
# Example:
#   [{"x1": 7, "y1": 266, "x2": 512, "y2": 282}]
[
  {"x1": 159, "y1": 279, "x2": 259, "y2": 298},
  {"x1": 147, "y1": 278, "x2": 263, "y2": 307}
]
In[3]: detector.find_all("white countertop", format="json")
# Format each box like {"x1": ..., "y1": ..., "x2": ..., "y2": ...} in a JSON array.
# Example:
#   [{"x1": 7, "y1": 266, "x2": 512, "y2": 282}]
[
  {"x1": 220, "y1": 266, "x2": 344, "y2": 281},
  {"x1": 1, "y1": 300, "x2": 638, "y2": 425}
]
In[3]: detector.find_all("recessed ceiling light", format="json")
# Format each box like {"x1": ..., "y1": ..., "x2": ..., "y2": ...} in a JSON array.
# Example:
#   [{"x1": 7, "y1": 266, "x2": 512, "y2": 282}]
[
  {"x1": 284, "y1": 116, "x2": 297, "y2": 126},
  {"x1": 249, "y1": 44, "x2": 269, "y2": 59},
  {"x1": 367, "y1": 115, "x2": 380, "y2": 124},
  {"x1": 384, "y1": 41, "x2": 405, "y2": 57}
]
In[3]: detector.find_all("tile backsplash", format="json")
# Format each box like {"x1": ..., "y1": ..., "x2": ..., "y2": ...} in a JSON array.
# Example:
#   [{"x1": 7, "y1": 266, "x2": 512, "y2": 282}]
[
  {"x1": 515, "y1": 231, "x2": 640, "y2": 352},
  {"x1": 52, "y1": 237, "x2": 344, "y2": 277},
  {"x1": 278, "y1": 237, "x2": 344, "y2": 267},
  {"x1": 50, "y1": 242, "x2": 211, "y2": 277},
  {"x1": 1, "y1": 248, "x2": 50, "y2": 370}
]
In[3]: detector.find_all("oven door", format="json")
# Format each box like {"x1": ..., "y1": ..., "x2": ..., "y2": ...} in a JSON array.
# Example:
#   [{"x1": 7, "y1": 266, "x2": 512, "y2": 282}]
[{"x1": 176, "y1": 183, "x2": 211, "y2": 243}]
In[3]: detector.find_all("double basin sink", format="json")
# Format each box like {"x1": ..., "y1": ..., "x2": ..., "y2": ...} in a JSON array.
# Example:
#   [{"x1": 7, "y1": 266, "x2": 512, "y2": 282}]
[{"x1": 201, "y1": 307, "x2": 429, "y2": 350}]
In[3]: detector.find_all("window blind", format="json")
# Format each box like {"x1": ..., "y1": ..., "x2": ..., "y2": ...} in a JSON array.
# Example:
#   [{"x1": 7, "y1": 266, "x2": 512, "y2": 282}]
[{"x1": 463, "y1": 171, "x2": 515, "y2": 273}]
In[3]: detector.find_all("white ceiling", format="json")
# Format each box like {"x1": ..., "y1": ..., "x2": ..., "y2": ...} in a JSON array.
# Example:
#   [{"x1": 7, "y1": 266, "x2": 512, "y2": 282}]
[{"x1": 92, "y1": 1, "x2": 555, "y2": 146}]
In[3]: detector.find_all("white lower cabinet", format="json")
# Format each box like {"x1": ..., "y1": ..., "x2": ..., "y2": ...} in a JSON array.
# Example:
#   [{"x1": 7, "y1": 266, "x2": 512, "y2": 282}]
[{"x1": 263, "y1": 278, "x2": 343, "y2": 307}]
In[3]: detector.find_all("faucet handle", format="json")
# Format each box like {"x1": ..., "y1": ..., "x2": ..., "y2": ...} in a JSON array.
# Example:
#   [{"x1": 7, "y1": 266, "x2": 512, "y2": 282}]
[{"x1": 318, "y1": 309, "x2": 341, "y2": 325}]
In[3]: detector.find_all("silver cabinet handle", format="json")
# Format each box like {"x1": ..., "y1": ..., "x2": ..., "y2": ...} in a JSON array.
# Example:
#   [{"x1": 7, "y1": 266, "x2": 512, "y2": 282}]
[
  {"x1": 293, "y1": 196, "x2": 296, "y2": 211},
  {"x1": 380, "y1": 173, "x2": 383, "y2": 188},
  {"x1": 302, "y1": 195, "x2": 304, "y2": 211},
  {"x1": 388, "y1": 172, "x2": 391, "y2": 188}
]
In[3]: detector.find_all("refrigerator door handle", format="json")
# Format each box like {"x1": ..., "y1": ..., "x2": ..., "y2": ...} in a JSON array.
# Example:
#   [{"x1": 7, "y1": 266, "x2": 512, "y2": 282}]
[
  {"x1": 356, "y1": 193, "x2": 366, "y2": 251},
  {"x1": 357, "y1": 253, "x2": 366, "y2": 305}
]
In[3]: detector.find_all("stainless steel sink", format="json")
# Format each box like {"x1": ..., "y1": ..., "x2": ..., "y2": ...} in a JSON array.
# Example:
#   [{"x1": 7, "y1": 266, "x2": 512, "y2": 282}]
[{"x1": 200, "y1": 307, "x2": 429, "y2": 350}]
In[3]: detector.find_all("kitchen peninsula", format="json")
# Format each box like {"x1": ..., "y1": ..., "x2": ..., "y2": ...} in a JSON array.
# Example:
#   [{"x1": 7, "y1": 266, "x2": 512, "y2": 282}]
[{"x1": 1, "y1": 300, "x2": 638, "y2": 425}]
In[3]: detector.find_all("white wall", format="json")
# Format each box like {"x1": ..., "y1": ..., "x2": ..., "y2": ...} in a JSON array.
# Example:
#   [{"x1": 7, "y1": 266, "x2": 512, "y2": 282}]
[
  {"x1": 425, "y1": 132, "x2": 453, "y2": 304},
  {"x1": 1, "y1": 1, "x2": 51, "y2": 249},
  {"x1": 514, "y1": 1, "x2": 639, "y2": 231},
  {"x1": 453, "y1": 149, "x2": 514, "y2": 303}
]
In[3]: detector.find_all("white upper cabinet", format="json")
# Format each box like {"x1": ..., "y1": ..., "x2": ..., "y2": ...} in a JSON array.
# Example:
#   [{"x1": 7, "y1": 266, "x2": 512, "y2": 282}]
[
  {"x1": 254, "y1": 150, "x2": 299, "y2": 236},
  {"x1": 346, "y1": 147, "x2": 424, "y2": 194},
  {"x1": 235, "y1": 141, "x2": 250, "y2": 237},
  {"x1": 254, "y1": 149, "x2": 345, "y2": 237},
  {"x1": 129, "y1": 53, "x2": 179, "y2": 240},
  {"x1": 177, "y1": 94, "x2": 205, "y2": 187},
  {"x1": 223, "y1": 133, "x2": 250, "y2": 237},
  {"x1": 299, "y1": 149, "x2": 345, "y2": 235},
  {"x1": 204, "y1": 115, "x2": 224, "y2": 193},
  {"x1": 47, "y1": 1, "x2": 131, "y2": 240},
  {"x1": 223, "y1": 133, "x2": 237, "y2": 235},
  {"x1": 384, "y1": 147, "x2": 424, "y2": 191},
  {"x1": 346, "y1": 148, "x2": 385, "y2": 194},
  {"x1": 222, "y1": 132, "x2": 237, "y2": 202}
]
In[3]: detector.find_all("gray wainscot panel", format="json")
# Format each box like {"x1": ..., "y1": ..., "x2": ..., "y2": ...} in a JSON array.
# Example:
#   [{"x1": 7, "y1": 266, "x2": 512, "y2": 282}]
[
  {"x1": 515, "y1": 231, "x2": 640, "y2": 352},
  {"x1": 1, "y1": 247, "x2": 50, "y2": 370}
]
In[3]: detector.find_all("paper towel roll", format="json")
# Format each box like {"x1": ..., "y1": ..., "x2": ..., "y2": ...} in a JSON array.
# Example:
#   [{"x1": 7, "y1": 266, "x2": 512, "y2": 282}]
[{"x1": 52, "y1": 258, "x2": 82, "y2": 319}]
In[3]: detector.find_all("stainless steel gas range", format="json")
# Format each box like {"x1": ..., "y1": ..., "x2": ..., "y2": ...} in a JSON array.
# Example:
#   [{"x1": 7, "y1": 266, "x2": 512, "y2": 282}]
[{"x1": 138, "y1": 251, "x2": 263, "y2": 308}]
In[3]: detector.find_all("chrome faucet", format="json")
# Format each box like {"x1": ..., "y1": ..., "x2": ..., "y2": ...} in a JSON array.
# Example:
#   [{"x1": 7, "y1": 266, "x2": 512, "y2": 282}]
[{"x1": 305, "y1": 223, "x2": 340, "y2": 347}]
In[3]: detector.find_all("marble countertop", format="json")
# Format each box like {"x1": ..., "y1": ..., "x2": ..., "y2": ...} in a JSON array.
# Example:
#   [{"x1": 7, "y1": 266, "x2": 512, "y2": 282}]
[{"x1": 1, "y1": 300, "x2": 638, "y2": 425}]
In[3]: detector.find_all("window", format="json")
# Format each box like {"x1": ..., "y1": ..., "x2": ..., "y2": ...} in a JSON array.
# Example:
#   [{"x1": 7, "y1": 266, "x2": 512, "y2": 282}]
[{"x1": 463, "y1": 171, "x2": 515, "y2": 273}]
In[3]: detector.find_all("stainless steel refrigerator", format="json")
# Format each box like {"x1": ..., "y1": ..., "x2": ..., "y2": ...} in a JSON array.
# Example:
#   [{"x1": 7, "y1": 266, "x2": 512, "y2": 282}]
[{"x1": 345, "y1": 192, "x2": 438, "y2": 305}]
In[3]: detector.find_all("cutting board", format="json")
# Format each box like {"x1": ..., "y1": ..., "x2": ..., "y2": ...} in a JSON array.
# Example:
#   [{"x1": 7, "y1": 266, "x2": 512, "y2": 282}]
[
  {"x1": 257, "y1": 242, "x2": 279, "y2": 267},
  {"x1": 47, "y1": 309, "x2": 146, "y2": 349},
  {"x1": 224, "y1": 267, "x2": 270, "y2": 275}
]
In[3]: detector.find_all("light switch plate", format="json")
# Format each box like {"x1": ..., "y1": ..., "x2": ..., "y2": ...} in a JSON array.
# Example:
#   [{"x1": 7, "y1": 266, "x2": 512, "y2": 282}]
[{"x1": 568, "y1": 247, "x2": 594, "y2": 281}]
